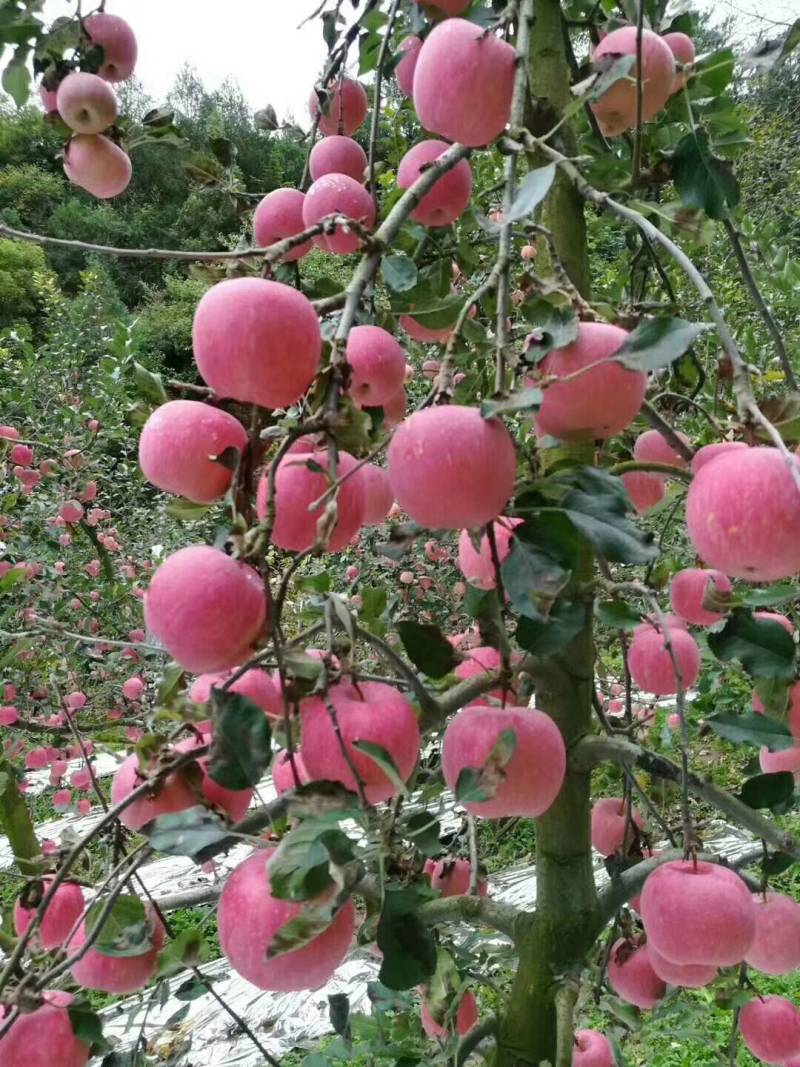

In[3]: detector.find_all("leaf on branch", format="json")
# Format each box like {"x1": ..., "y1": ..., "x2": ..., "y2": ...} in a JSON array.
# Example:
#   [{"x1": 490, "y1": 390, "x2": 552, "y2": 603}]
[
  {"x1": 672, "y1": 128, "x2": 740, "y2": 220},
  {"x1": 505, "y1": 164, "x2": 556, "y2": 223},
  {"x1": 595, "y1": 600, "x2": 643, "y2": 630},
  {"x1": 402, "y1": 811, "x2": 442, "y2": 857},
  {"x1": 706, "y1": 712, "x2": 795, "y2": 751},
  {"x1": 85, "y1": 895, "x2": 151, "y2": 958},
  {"x1": 2, "y1": 44, "x2": 31, "y2": 107},
  {"x1": 145, "y1": 806, "x2": 231, "y2": 858},
  {"x1": 480, "y1": 387, "x2": 543, "y2": 418},
  {"x1": 208, "y1": 688, "x2": 272, "y2": 791},
  {"x1": 67, "y1": 1003, "x2": 110, "y2": 1056},
  {"x1": 352, "y1": 740, "x2": 409, "y2": 797},
  {"x1": 455, "y1": 728, "x2": 516, "y2": 804},
  {"x1": 610, "y1": 317, "x2": 709, "y2": 373},
  {"x1": 132, "y1": 362, "x2": 168, "y2": 405},
  {"x1": 157, "y1": 927, "x2": 210, "y2": 978},
  {"x1": 382, "y1": 255, "x2": 418, "y2": 293},
  {"x1": 376, "y1": 884, "x2": 438, "y2": 990},
  {"x1": 501, "y1": 538, "x2": 572, "y2": 620},
  {"x1": 396, "y1": 620, "x2": 460, "y2": 678},
  {"x1": 707, "y1": 609, "x2": 796, "y2": 680},
  {"x1": 754, "y1": 394, "x2": 800, "y2": 445},
  {"x1": 740, "y1": 18, "x2": 800, "y2": 71},
  {"x1": 563, "y1": 467, "x2": 659, "y2": 564},
  {"x1": 739, "y1": 771, "x2": 795, "y2": 812},
  {"x1": 516, "y1": 599, "x2": 586, "y2": 654},
  {"x1": 269, "y1": 819, "x2": 357, "y2": 902},
  {"x1": 520, "y1": 297, "x2": 579, "y2": 364}
]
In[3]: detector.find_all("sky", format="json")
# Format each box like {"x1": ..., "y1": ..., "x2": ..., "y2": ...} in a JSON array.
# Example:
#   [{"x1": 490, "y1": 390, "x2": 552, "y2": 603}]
[
  {"x1": 41, "y1": 0, "x2": 332, "y2": 124},
  {"x1": 32, "y1": 0, "x2": 800, "y2": 123}
]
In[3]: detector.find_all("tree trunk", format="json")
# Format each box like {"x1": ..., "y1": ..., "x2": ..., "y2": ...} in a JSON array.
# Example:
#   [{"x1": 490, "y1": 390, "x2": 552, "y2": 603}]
[{"x1": 496, "y1": 4, "x2": 596, "y2": 1063}]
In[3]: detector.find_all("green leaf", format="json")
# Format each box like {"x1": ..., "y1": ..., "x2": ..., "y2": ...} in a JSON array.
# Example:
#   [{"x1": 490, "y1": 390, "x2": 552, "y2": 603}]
[
  {"x1": 157, "y1": 927, "x2": 210, "y2": 978},
  {"x1": 455, "y1": 728, "x2": 516, "y2": 804},
  {"x1": 132, "y1": 362, "x2": 168, "y2": 404},
  {"x1": 85, "y1": 895, "x2": 151, "y2": 958},
  {"x1": 165, "y1": 499, "x2": 214, "y2": 523},
  {"x1": 515, "y1": 600, "x2": 586, "y2": 654},
  {"x1": 329, "y1": 993, "x2": 351, "y2": 1039},
  {"x1": 610, "y1": 317, "x2": 708, "y2": 373},
  {"x1": 67, "y1": 1003, "x2": 110, "y2": 1055},
  {"x1": 267, "y1": 901, "x2": 338, "y2": 958},
  {"x1": 501, "y1": 539, "x2": 571, "y2": 621},
  {"x1": 157, "y1": 663, "x2": 185, "y2": 705},
  {"x1": 2, "y1": 44, "x2": 31, "y2": 107},
  {"x1": 563, "y1": 467, "x2": 658, "y2": 564},
  {"x1": 396, "y1": 620, "x2": 459, "y2": 678},
  {"x1": 672, "y1": 128, "x2": 741, "y2": 221},
  {"x1": 146, "y1": 806, "x2": 231, "y2": 858},
  {"x1": 741, "y1": 18, "x2": 800, "y2": 71},
  {"x1": 208, "y1": 688, "x2": 272, "y2": 791},
  {"x1": 763, "y1": 851, "x2": 795, "y2": 876},
  {"x1": 269, "y1": 820, "x2": 357, "y2": 902},
  {"x1": 595, "y1": 600, "x2": 643, "y2": 630},
  {"x1": 753, "y1": 678, "x2": 790, "y2": 718},
  {"x1": 403, "y1": 293, "x2": 464, "y2": 330},
  {"x1": 706, "y1": 712, "x2": 795, "y2": 751},
  {"x1": 402, "y1": 811, "x2": 442, "y2": 858},
  {"x1": 520, "y1": 297, "x2": 579, "y2": 363},
  {"x1": 376, "y1": 884, "x2": 438, "y2": 990},
  {"x1": 707, "y1": 609, "x2": 796, "y2": 680},
  {"x1": 755, "y1": 394, "x2": 800, "y2": 445},
  {"x1": 297, "y1": 570, "x2": 332, "y2": 594},
  {"x1": 352, "y1": 740, "x2": 409, "y2": 796},
  {"x1": 739, "y1": 772, "x2": 795, "y2": 811},
  {"x1": 480, "y1": 387, "x2": 542, "y2": 418},
  {"x1": 740, "y1": 583, "x2": 798, "y2": 608},
  {"x1": 0, "y1": 567, "x2": 26, "y2": 595},
  {"x1": 382, "y1": 255, "x2": 418, "y2": 293},
  {"x1": 588, "y1": 53, "x2": 636, "y2": 102},
  {"x1": 505, "y1": 164, "x2": 556, "y2": 223}
]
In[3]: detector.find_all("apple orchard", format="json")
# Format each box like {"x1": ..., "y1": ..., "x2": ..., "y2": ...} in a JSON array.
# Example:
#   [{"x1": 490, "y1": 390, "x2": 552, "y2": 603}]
[{"x1": 2, "y1": 1, "x2": 800, "y2": 1066}]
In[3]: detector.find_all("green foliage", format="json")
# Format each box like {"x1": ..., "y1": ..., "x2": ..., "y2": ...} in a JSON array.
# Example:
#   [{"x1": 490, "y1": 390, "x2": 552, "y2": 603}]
[{"x1": 0, "y1": 237, "x2": 51, "y2": 326}]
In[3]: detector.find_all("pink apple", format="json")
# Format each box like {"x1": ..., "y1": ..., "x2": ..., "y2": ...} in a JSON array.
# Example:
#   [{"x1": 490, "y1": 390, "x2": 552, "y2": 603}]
[
  {"x1": 13, "y1": 879, "x2": 85, "y2": 951},
  {"x1": 622, "y1": 470, "x2": 665, "y2": 514},
  {"x1": 253, "y1": 188, "x2": 312, "y2": 261},
  {"x1": 144, "y1": 545, "x2": 267, "y2": 673},
  {"x1": 396, "y1": 36, "x2": 423, "y2": 96},
  {"x1": 424, "y1": 857, "x2": 487, "y2": 897},
  {"x1": 420, "y1": 990, "x2": 478, "y2": 1039},
  {"x1": 640, "y1": 860, "x2": 755, "y2": 966},
  {"x1": 138, "y1": 399, "x2": 248, "y2": 503},
  {"x1": 256, "y1": 449, "x2": 365, "y2": 552},
  {"x1": 272, "y1": 749, "x2": 308, "y2": 794},
  {"x1": 300, "y1": 681, "x2": 420, "y2": 803},
  {"x1": 633, "y1": 428, "x2": 690, "y2": 471},
  {"x1": 397, "y1": 140, "x2": 473, "y2": 227},
  {"x1": 39, "y1": 82, "x2": 59, "y2": 113},
  {"x1": 309, "y1": 78, "x2": 368, "y2": 136},
  {"x1": 690, "y1": 440, "x2": 748, "y2": 474},
  {"x1": 453, "y1": 645, "x2": 511, "y2": 702},
  {"x1": 647, "y1": 943, "x2": 717, "y2": 988},
  {"x1": 740, "y1": 995, "x2": 800, "y2": 1065},
  {"x1": 360, "y1": 463, "x2": 393, "y2": 525},
  {"x1": 111, "y1": 751, "x2": 197, "y2": 831},
  {"x1": 218, "y1": 847, "x2": 355, "y2": 990},
  {"x1": 590, "y1": 27, "x2": 676, "y2": 136},
  {"x1": 416, "y1": 0, "x2": 471, "y2": 14},
  {"x1": 745, "y1": 892, "x2": 800, "y2": 975},
  {"x1": 193, "y1": 278, "x2": 321, "y2": 409},
  {"x1": 70, "y1": 907, "x2": 165, "y2": 994},
  {"x1": 662, "y1": 31, "x2": 695, "y2": 91},
  {"x1": 590, "y1": 797, "x2": 645, "y2": 857},
  {"x1": 387, "y1": 406, "x2": 516, "y2": 529},
  {"x1": 56, "y1": 72, "x2": 118, "y2": 134},
  {"x1": 309, "y1": 135, "x2": 367, "y2": 182},
  {"x1": 759, "y1": 744, "x2": 800, "y2": 775},
  {"x1": 347, "y1": 325, "x2": 407, "y2": 406},
  {"x1": 83, "y1": 12, "x2": 138, "y2": 82},
  {"x1": 686, "y1": 447, "x2": 800, "y2": 582},
  {"x1": 189, "y1": 668, "x2": 282, "y2": 718},
  {"x1": 669, "y1": 568, "x2": 732, "y2": 626},
  {"x1": 533, "y1": 322, "x2": 646, "y2": 440},
  {"x1": 572, "y1": 1029, "x2": 614, "y2": 1067},
  {"x1": 627, "y1": 620, "x2": 700, "y2": 695},
  {"x1": 607, "y1": 938, "x2": 665, "y2": 1009},
  {"x1": 457, "y1": 517, "x2": 522, "y2": 590},
  {"x1": 413, "y1": 19, "x2": 516, "y2": 146},
  {"x1": 442, "y1": 703, "x2": 565, "y2": 819},
  {"x1": 303, "y1": 173, "x2": 376, "y2": 254},
  {"x1": 63, "y1": 134, "x2": 131, "y2": 199},
  {"x1": 0, "y1": 991, "x2": 89, "y2": 1067},
  {"x1": 399, "y1": 314, "x2": 453, "y2": 343}
]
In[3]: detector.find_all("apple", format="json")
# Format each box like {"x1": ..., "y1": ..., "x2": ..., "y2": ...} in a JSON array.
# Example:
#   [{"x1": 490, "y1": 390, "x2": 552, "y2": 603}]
[
  {"x1": 253, "y1": 188, "x2": 312, "y2": 261},
  {"x1": 690, "y1": 440, "x2": 747, "y2": 474},
  {"x1": 0, "y1": 991, "x2": 89, "y2": 1067},
  {"x1": 662, "y1": 32, "x2": 695, "y2": 92},
  {"x1": 627, "y1": 620, "x2": 700, "y2": 695},
  {"x1": 396, "y1": 37, "x2": 423, "y2": 96},
  {"x1": 745, "y1": 892, "x2": 800, "y2": 975},
  {"x1": 740, "y1": 995, "x2": 800, "y2": 1065},
  {"x1": 188, "y1": 668, "x2": 282, "y2": 718},
  {"x1": 309, "y1": 135, "x2": 368, "y2": 182},
  {"x1": 607, "y1": 938, "x2": 665, "y2": 1009},
  {"x1": 63, "y1": 134, "x2": 131, "y2": 199},
  {"x1": 193, "y1": 278, "x2": 321, "y2": 409},
  {"x1": 640, "y1": 860, "x2": 755, "y2": 966},
  {"x1": 83, "y1": 12, "x2": 138, "y2": 82},
  {"x1": 309, "y1": 77, "x2": 368, "y2": 136},
  {"x1": 590, "y1": 27, "x2": 676, "y2": 136},
  {"x1": 144, "y1": 545, "x2": 267, "y2": 673},
  {"x1": 13, "y1": 878, "x2": 85, "y2": 950},
  {"x1": 420, "y1": 990, "x2": 478, "y2": 1038},
  {"x1": 218, "y1": 847, "x2": 355, "y2": 990},
  {"x1": 590, "y1": 797, "x2": 645, "y2": 857},
  {"x1": 633, "y1": 428, "x2": 690, "y2": 471},
  {"x1": 56, "y1": 72, "x2": 118, "y2": 134},
  {"x1": 347, "y1": 325, "x2": 407, "y2": 406},
  {"x1": 442, "y1": 703, "x2": 565, "y2": 818},
  {"x1": 572, "y1": 1028, "x2": 614, "y2": 1067},
  {"x1": 456, "y1": 517, "x2": 522, "y2": 590},
  {"x1": 397, "y1": 140, "x2": 473, "y2": 227},
  {"x1": 647, "y1": 943, "x2": 717, "y2": 988},
  {"x1": 70, "y1": 906, "x2": 165, "y2": 994},
  {"x1": 399, "y1": 314, "x2": 453, "y2": 344},
  {"x1": 360, "y1": 463, "x2": 393, "y2": 525},
  {"x1": 668, "y1": 568, "x2": 732, "y2": 626},
  {"x1": 424, "y1": 857, "x2": 487, "y2": 896},
  {"x1": 622, "y1": 470, "x2": 665, "y2": 514},
  {"x1": 300, "y1": 681, "x2": 420, "y2": 803},
  {"x1": 138, "y1": 399, "x2": 248, "y2": 503},
  {"x1": 413, "y1": 19, "x2": 516, "y2": 146},
  {"x1": 303, "y1": 173, "x2": 377, "y2": 254},
  {"x1": 387, "y1": 406, "x2": 516, "y2": 529}
]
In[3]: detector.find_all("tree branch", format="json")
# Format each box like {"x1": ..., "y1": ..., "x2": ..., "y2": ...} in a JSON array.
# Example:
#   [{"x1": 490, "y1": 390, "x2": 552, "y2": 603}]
[
  {"x1": 417, "y1": 894, "x2": 522, "y2": 940},
  {"x1": 456, "y1": 1014, "x2": 499, "y2": 1066}
]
